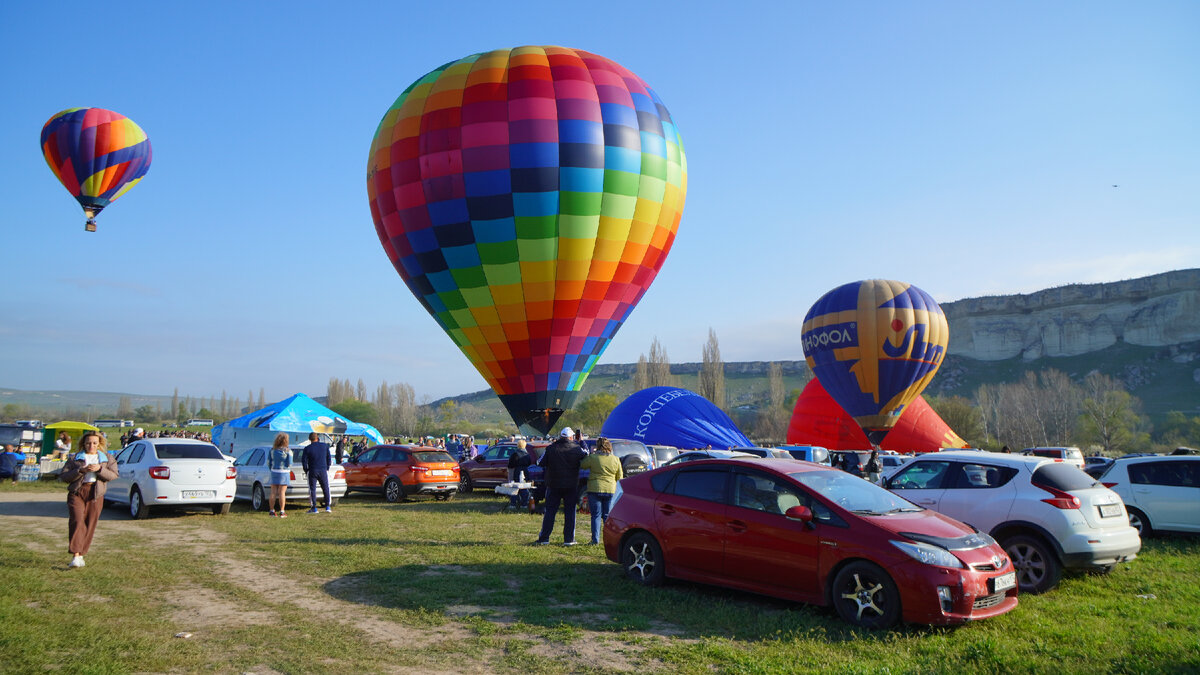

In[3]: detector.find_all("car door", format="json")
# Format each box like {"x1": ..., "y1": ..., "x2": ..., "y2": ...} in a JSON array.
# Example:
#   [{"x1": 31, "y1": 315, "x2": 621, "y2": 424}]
[
  {"x1": 238, "y1": 448, "x2": 267, "y2": 499},
  {"x1": 722, "y1": 468, "x2": 822, "y2": 599},
  {"x1": 480, "y1": 444, "x2": 515, "y2": 484},
  {"x1": 653, "y1": 466, "x2": 729, "y2": 579},
  {"x1": 932, "y1": 462, "x2": 1018, "y2": 532},
  {"x1": 343, "y1": 448, "x2": 375, "y2": 489},
  {"x1": 885, "y1": 460, "x2": 952, "y2": 511},
  {"x1": 1129, "y1": 460, "x2": 1200, "y2": 532},
  {"x1": 110, "y1": 443, "x2": 146, "y2": 503}
]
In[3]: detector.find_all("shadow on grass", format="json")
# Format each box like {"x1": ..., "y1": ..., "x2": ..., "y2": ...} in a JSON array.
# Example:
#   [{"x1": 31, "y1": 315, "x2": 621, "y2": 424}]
[{"x1": 320, "y1": 559, "x2": 943, "y2": 643}]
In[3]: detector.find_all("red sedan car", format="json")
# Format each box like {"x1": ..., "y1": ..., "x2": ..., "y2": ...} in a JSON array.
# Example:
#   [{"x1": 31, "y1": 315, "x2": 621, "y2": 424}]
[{"x1": 604, "y1": 457, "x2": 1018, "y2": 629}]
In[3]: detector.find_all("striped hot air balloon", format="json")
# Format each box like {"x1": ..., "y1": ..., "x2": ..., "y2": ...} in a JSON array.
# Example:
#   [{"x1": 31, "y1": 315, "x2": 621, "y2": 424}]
[
  {"x1": 367, "y1": 46, "x2": 686, "y2": 434},
  {"x1": 40, "y1": 107, "x2": 152, "y2": 232}
]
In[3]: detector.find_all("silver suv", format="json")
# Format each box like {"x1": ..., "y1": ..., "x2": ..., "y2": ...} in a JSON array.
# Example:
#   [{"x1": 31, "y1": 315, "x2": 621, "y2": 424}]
[{"x1": 885, "y1": 450, "x2": 1141, "y2": 593}]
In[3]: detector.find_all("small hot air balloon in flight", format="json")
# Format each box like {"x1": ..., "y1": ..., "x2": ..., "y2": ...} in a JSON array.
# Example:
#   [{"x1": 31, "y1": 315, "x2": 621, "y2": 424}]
[
  {"x1": 367, "y1": 46, "x2": 686, "y2": 434},
  {"x1": 40, "y1": 107, "x2": 152, "y2": 232},
  {"x1": 801, "y1": 280, "x2": 949, "y2": 446}
]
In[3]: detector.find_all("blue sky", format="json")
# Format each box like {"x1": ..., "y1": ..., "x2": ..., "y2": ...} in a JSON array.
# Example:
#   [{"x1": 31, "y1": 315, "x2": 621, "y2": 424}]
[{"x1": 2, "y1": 1, "x2": 1198, "y2": 404}]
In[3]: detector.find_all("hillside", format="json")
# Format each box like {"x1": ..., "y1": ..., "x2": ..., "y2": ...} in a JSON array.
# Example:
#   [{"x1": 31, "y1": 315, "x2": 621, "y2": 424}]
[{"x1": 5, "y1": 269, "x2": 1199, "y2": 426}]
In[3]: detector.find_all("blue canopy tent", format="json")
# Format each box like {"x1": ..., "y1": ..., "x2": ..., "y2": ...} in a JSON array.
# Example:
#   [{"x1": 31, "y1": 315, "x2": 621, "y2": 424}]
[
  {"x1": 600, "y1": 387, "x2": 753, "y2": 450},
  {"x1": 212, "y1": 393, "x2": 384, "y2": 449}
]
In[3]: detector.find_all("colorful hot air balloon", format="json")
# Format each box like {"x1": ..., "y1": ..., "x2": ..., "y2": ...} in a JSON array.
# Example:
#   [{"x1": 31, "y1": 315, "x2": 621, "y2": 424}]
[
  {"x1": 786, "y1": 378, "x2": 967, "y2": 452},
  {"x1": 40, "y1": 107, "x2": 152, "y2": 232},
  {"x1": 367, "y1": 46, "x2": 686, "y2": 434},
  {"x1": 801, "y1": 280, "x2": 949, "y2": 445}
]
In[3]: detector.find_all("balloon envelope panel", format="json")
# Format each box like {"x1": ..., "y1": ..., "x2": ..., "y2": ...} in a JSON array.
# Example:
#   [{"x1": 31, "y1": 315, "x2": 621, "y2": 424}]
[
  {"x1": 801, "y1": 280, "x2": 948, "y2": 442},
  {"x1": 367, "y1": 46, "x2": 686, "y2": 429},
  {"x1": 786, "y1": 378, "x2": 966, "y2": 452},
  {"x1": 601, "y1": 387, "x2": 751, "y2": 450},
  {"x1": 40, "y1": 108, "x2": 152, "y2": 213}
]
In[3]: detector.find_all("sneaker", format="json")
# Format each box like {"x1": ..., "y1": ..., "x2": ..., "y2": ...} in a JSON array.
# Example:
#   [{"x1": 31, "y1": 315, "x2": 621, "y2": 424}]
[
  {"x1": 268, "y1": 511, "x2": 276, "y2": 517},
  {"x1": 563, "y1": 541, "x2": 577, "y2": 547},
  {"x1": 324, "y1": 508, "x2": 332, "y2": 513},
  {"x1": 533, "y1": 540, "x2": 551, "y2": 546},
  {"x1": 68, "y1": 555, "x2": 84, "y2": 568},
  {"x1": 307, "y1": 508, "x2": 319, "y2": 514},
  {"x1": 279, "y1": 512, "x2": 287, "y2": 518}
]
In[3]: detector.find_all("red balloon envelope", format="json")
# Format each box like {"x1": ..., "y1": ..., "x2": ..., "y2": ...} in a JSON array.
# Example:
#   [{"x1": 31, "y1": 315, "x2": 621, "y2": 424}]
[{"x1": 787, "y1": 379, "x2": 967, "y2": 453}]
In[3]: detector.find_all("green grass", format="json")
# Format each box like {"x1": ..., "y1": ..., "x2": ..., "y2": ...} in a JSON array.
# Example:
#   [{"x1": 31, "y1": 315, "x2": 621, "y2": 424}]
[{"x1": 2, "y1": 480, "x2": 1199, "y2": 673}]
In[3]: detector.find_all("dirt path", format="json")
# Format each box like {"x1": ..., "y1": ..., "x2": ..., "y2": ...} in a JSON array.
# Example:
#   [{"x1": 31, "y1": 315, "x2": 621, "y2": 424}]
[{"x1": 0, "y1": 491, "x2": 665, "y2": 674}]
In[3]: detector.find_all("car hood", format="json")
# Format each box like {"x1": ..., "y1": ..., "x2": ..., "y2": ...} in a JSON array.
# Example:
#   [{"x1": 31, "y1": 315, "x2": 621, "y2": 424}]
[{"x1": 863, "y1": 508, "x2": 978, "y2": 540}]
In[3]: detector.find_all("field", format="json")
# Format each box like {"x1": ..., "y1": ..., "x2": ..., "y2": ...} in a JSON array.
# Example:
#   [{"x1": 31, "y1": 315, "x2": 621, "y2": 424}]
[{"x1": 1, "y1": 481, "x2": 1197, "y2": 674}]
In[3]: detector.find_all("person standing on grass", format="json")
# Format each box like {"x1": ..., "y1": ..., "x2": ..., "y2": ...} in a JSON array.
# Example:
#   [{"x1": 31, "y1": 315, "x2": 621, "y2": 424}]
[
  {"x1": 302, "y1": 432, "x2": 332, "y2": 513},
  {"x1": 866, "y1": 447, "x2": 883, "y2": 484},
  {"x1": 59, "y1": 431, "x2": 118, "y2": 568},
  {"x1": 335, "y1": 435, "x2": 346, "y2": 465},
  {"x1": 267, "y1": 433, "x2": 292, "y2": 518},
  {"x1": 506, "y1": 439, "x2": 532, "y2": 509},
  {"x1": 580, "y1": 437, "x2": 623, "y2": 545},
  {"x1": 534, "y1": 427, "x2": 587, "y2": 546}
]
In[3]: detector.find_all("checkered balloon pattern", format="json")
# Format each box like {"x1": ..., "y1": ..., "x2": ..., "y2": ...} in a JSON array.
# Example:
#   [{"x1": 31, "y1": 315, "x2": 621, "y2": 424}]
[{"x1": 367, "y1": 46, "x2": 686, "y2": 429}]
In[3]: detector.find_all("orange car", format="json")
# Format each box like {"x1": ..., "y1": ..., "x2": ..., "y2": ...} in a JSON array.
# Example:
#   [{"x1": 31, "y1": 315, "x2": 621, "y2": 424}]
[{"x1": 343, "y1": 444, "x2": 459, "y2": 502}]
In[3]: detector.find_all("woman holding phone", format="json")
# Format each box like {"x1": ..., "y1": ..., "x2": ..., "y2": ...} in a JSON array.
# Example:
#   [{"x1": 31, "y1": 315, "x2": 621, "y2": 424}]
[
  {"x1": 58, "y1": 431, "x2": 119, "y2": 568},
  {"x1": 267, "y1": 433, "x2": 292, "y2": 517}
]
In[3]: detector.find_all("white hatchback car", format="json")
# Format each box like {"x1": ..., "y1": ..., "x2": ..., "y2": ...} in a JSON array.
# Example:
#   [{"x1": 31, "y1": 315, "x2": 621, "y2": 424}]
[
  {"x1": 233, "y1": 445, "x2": 347, "y2": 511},
  {"x1": 108, "y1": 438, "x2": 236, "y2": 518},
  {"x1": 1097, "y1": 455, "x2": 1200, "y2": 535},
  {"x1": 885, "y1": 450, "x2": 1140, "y2": 593}
]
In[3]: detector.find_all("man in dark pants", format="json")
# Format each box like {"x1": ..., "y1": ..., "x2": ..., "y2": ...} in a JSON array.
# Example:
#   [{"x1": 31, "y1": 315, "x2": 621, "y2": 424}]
[
  {"x1": 302, "y1": 432, "x2": 332, "y2": 513},
  {"x1": 535, "y1": 427, "x2": 588, "y2": 546}
]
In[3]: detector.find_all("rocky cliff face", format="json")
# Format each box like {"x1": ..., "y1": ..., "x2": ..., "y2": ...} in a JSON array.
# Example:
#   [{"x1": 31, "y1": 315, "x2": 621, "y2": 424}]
[{"x1": 942, "y1": 269, "x2": 1200, "y2": 361}]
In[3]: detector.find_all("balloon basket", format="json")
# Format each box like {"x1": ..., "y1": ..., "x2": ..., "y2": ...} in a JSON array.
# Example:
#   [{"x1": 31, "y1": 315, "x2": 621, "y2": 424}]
[{"x1": 84, "y1": 219, "x2": 97, "y2": 233}]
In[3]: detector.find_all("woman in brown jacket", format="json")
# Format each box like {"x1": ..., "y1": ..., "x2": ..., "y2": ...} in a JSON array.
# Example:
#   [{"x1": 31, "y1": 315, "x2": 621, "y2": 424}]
[{"x1": 58, "y1": 431, "x2": 119, "y2": 568}]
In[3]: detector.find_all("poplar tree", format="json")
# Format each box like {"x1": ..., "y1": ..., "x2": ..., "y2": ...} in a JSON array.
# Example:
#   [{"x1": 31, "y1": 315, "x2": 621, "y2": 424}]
[{"x1": 699, "y1": 328, "x2": 726, "y2": 409}]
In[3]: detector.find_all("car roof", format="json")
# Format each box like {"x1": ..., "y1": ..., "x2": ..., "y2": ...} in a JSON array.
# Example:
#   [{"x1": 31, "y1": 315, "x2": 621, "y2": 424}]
[
  {"x1": 670, "y1": 456, "x2": 830, "y2": 473},
  {"x1": 143, "y1": 438, "x2": 216, "y2": 446},
  {"x1": 1114, "y1": 454, "x2": 1200, "y2": 464},
  {"x1": 909, "y1": 449, "x2": 1050, "y2": 468}
]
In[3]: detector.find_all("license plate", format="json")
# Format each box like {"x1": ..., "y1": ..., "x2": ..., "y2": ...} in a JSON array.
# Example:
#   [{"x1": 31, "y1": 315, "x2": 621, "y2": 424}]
[
  {"x1": 431, "y1": 469, "x2": 452, "y2": 476},
  {"x1": 1099, "y1": 503, "x2": 1122, "y2": 518},
  {"x1": 991, "y1": 572, "x2": 1016, "y2": 593},
  {"x1": 182, "y1": 490, "x2": 215, "y2": 499}
]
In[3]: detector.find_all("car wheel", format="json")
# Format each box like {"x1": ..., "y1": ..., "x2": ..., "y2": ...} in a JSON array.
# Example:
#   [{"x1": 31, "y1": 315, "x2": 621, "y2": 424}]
[
  {"x1": 384, "y1": 478, "x2": 402, "y2": 503},
  {"x1": 212, "y1": 502, "x2": 231, "y2": 515},
  {"x1": 1003, "y1": 534, "x2": 1062, "y2": 594},
  {"x1": 458, "y1": 473, "x2": 473, "y2": 494},
  {"x1": 1126, "y1": 507, "x2": 1153, "y2": 537},
  {"x1": 621, "y1": 532, "x2": 665, "y2": 586},
  {"x1": 251, "y1": 484, "x2": 267, "y2": 511},
  {"x1": 831, "y1": 561, "x2": 901, "y2": 629},
  {"x1": 130, "y1": 488, "x2": 151, "y2": 519}
]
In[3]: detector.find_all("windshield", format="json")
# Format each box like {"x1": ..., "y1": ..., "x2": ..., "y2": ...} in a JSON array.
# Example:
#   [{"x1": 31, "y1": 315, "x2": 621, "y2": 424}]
[
  {"x1": 790, "y1": 470, "x2": 921, "y2": 515},
  {"x1": 153, "y1": 444, "x2": 225, "y2": 460}
]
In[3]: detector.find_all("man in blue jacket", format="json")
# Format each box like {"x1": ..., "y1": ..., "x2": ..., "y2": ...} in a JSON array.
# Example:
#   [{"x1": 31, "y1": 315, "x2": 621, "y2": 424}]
[
  {"x1": 302, "y1": 432, "x2": 332, "y2": 513},
  {"x1": 0, "y1": 444, "x2": 24, "y2": 485}
]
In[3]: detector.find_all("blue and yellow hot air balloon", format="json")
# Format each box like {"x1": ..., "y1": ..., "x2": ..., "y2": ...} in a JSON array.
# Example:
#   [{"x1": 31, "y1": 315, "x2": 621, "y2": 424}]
[
  {"x1": 40, "y1": 107, "x2": 152, "y2": 232},
  {"x1": 801, "y1": 280, "x2": 948, "y2": 445},
  {"x1": 367, "y1": 46, "x2": 686, "y2": 434}
]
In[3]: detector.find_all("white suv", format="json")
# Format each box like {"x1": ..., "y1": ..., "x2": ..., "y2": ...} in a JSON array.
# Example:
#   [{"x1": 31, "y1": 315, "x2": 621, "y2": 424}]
[
  {"x1": 885, "y1": 450, "x2": 1140, "y2": 593},
  {"x1": 1023, "y1": 446, "x2": 1085, "y2": 469},
  {"x1": 1097, "y1": 455, "x2": 1200, "y2": 535}
]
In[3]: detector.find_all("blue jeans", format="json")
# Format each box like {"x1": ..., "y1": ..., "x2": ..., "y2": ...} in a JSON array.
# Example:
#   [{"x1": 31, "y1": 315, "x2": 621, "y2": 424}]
[
  {"x1": 538, "y1": 486, "x2": 579, "y2": 543},
  {"x1": 588, "y1": 492, "x2": 614, "y2": 544}
]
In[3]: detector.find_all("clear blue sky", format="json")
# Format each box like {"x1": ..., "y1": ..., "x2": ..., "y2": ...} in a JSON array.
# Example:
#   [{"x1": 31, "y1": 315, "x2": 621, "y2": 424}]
[{"x1": 3, "y1": 1, "x2": 1198, "y2": 404}]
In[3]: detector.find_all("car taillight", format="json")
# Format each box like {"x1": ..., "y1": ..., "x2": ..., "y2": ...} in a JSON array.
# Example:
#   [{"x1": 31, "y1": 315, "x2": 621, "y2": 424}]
[
  {"x1": 1038, "y1": 484, "x2": 1081, "y2": 509},
  {"x1": 1102, "y1": 482, "x2": 1118, "y2": 489},
  {"x1": 226, "y1": 467, "x2": 237, "y2": 479},
  {"x1": 411, "y1": 466, "x2": 429, "y2": 474},
  {"x1": 334, "y1": 468, "x2": 345, "y2": 479},
  {"x1": 289, "y1": 471, "x2": 296, "y2": 480},
  {"x1": 149, "y1": 466, "x2": 170, "y2": 479},
  {"x1": 452, "y1": 465, "x2": 460, "y2": 473}
]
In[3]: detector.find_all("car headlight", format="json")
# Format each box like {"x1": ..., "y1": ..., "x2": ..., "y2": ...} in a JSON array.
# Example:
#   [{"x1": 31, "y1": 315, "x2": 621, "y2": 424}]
[{"x1": 891, "y1": 540, "x2": 964, "y2": 568}]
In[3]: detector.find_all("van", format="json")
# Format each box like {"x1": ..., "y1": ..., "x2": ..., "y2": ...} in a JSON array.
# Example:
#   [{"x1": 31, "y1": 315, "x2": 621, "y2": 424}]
[
  {"x1": 778, "y1": 445, "x2": 831, "y2": 466},
  {"x1": 1023, "y1": 446, "x2": 1085, "y2": 469}
]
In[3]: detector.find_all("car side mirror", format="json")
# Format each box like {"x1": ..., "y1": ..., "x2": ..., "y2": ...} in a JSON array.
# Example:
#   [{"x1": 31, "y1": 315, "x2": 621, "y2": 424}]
[
  {"x1": 785, "y1": 504, "x2": 814, "y2": 525},
  {"x1": 473, "y1": 455, "x2": 484, "y2": 463}
]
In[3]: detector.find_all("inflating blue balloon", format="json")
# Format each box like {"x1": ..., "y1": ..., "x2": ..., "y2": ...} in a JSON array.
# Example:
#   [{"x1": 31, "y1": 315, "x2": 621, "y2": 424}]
[{"x1": 600, "y1": 387, "x2": 752, "y2": 450}]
